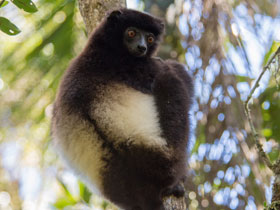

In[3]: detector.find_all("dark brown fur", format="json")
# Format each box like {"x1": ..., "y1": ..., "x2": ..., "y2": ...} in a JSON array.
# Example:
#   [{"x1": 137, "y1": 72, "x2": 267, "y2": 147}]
[{"x1": 52, "y1": 8, "x2": 194, "y2": 210}]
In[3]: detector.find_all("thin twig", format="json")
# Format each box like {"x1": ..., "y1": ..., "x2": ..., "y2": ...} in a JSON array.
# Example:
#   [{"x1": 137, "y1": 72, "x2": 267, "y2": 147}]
[
  {"x1": 245, "y1": 47, "x2": 280, "y2": 106},
  {"x1": 244, "y1": 47, "x2": 280, "y2": 173}
]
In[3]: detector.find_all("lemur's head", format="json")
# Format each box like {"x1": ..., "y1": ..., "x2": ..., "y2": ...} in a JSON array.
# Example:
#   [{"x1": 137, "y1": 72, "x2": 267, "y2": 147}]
[{"x1": 91, "y1": 8, "x2": 165, "y2": 58}]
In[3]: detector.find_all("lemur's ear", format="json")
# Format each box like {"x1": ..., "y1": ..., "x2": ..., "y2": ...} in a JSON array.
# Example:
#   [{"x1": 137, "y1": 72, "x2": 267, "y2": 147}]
[
  {"x1": 107, "y1": 9, "x2": 123, "y2": 22},
  {"x1": 159, "y1": 22, "x2": 165, "y2": 30}
]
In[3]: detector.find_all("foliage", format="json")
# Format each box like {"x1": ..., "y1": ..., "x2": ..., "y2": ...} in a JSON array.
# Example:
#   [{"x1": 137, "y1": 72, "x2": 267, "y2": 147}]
[
  {"x1": 0, "y1": 0, "x2": 37, "y2": 35},
  {"x1": 0, "y1": 16, "x2": 21, "y2": 35}
]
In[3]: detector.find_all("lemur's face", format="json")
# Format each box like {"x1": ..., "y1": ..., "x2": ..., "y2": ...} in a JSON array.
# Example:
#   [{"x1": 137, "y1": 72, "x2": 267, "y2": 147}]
[{"x1": 123, "y1": 27, "x2": 156, "y2": 57}]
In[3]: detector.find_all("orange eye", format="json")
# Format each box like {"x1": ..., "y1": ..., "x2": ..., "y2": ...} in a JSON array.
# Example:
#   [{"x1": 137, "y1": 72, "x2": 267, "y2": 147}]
[
  {"x1": 128, "y1": 30, "x2": 136, "y2": 38},
  {"x1": 147, "y1": 36, "x2": 154, "y2": 43}
]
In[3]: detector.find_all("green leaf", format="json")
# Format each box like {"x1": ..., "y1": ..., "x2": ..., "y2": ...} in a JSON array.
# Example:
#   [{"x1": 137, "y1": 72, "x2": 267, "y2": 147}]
[
  {"x1": 262, "y1": 128, "x2": 272, "y2": 137},
  {"x1": 268, "y1": 149, "x2": 279, "y2": 162},
  {"x1": 263, "y1": 41, "x2": 280, "y2": 67},
  {"x1": 0, "y1": 1, "x2": 9, "y2": 8},
  {"x1": 101, "y1": 201, "x2": 110, "y2": 210},
  {"x1": 0, "y1": 17, "x2": 21, "y2": 35},
  {"x1": 53, "y1": 197, "x2": 77, "y2": 209},
  {"x1": 56, "y1": 176, "x2": 75, "y2": 201},
  {"x1": 236, "y1": 75, "x2": 249, "y2": 82},
  {"x1": 78, "y1": 181, "x2": 92, "y2": 204},
  {"x1": 53, "y1": 177, "x2": 78, "y2": 209},
  {"x1": 11, "y1": 0, "x2": 38, "y2": 13}
]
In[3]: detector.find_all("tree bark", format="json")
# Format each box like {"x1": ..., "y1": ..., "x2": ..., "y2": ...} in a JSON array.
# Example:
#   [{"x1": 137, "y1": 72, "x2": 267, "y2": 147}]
[
  {"x1": 78, "y1": 0, "x2": 126, "y2": 34},
  {"x1": 77, "y1": 0, "x2": 187, "y2": 209}
]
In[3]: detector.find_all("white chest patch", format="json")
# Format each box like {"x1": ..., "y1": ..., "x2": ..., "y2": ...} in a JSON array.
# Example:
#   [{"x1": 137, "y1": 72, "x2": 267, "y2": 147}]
[{"x1": 91, "y1": 83, "x2": 166, "y2": 147}]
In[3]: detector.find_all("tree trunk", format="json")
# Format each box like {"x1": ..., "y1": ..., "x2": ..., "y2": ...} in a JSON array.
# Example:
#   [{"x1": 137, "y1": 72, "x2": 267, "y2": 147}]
[
  {"x1": 78, "y1": 0, "x2": 126, "y2": 34},
  {"x1": 77, "y1": 0, "x2": 187, "y2": 209}
]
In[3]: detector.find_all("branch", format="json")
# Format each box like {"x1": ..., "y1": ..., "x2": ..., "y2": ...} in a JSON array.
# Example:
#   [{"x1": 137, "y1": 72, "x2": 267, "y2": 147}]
[
  {"x1": 77, "y1": 1, "x2": 187, "y2": 209},
  {"x1": 163, "y1": 193, "x2": 187, "y2": 210},
  {"x1": 244, "y1": 47, "x2": 280, "y2": 209},
  {"x1": 244, "y1": 47, "x2": 280, "y2": 172},
  {"x1": 245, "y1": 47, "x2": 280, "y2": 108}
]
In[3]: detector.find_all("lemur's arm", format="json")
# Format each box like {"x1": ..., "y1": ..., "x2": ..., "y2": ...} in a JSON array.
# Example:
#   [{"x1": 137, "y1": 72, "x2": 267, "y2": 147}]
[
  {"x1": 166, "y1": 60, "x2": 194, "y2": 102},
  {"x1": 152, "y1": 60, "x2": 194, "y2": 147}
]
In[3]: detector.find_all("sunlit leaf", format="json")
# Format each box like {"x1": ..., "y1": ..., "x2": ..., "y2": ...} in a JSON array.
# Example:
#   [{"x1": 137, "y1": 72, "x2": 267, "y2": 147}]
[
  {"x1": 11, "y1": 0, "x2": 38, "y2": 13},
  {"x1": 54, "y1": 177, "x2": 78, "y2": 209},
  {"x1": 0, "y1": 1, "x2": 9, "y2": 8},
  {"x1": 79, "y1": 181, "x2": 92, "y2": 204},
  {"x1": 53, "y1": 197, "x2": 77, "y2": 209},
  {"x1": 56, "y1": 176, "x2": 76, "y2": 201},
  {"x1": 236, "y1": 75, "x2": 249, "y2": 82},
  {"x1": 262, "y1": 128, "x2": 272, "y2": 137},
  {"x1": 0, "y1": 17, "x2": 21, "y2": 35},
  {"x1": 263, "y1": 41, "x2": 280, "y2": 67}
]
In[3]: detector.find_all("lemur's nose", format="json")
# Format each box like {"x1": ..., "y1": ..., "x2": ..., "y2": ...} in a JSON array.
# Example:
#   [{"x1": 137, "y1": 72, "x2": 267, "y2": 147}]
[{"x1": 137, "y1": 45, "x2": 147, "y2": 53}]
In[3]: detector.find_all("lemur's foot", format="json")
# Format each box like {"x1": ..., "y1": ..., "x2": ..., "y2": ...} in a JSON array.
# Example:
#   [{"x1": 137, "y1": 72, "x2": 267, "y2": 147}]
[{"x1": 162, "y1": 184, "x2": 185, "y2": 198}]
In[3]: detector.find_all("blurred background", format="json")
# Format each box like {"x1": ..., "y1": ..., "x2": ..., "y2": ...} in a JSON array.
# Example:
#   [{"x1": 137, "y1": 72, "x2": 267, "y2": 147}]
[{"x1": 0, "y1": 0, "x2": 280, "y2": 209}]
